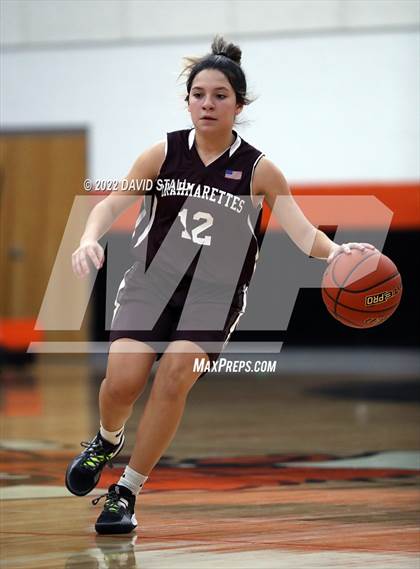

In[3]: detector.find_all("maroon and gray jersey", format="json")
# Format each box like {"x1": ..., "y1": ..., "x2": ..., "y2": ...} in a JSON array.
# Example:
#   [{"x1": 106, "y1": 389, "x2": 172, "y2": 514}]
[{"x1": 131, "y1": 128, "x2": 264, "y2": 290}]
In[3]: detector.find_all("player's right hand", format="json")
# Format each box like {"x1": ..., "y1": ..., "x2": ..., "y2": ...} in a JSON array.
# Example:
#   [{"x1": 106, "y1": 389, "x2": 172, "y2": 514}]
[
  {"x1": 72, "y1": 240, "x2": 104, "y2": 277},
  {"x1": 327, "y1": 242, "x2": 378, "y2": 264}
]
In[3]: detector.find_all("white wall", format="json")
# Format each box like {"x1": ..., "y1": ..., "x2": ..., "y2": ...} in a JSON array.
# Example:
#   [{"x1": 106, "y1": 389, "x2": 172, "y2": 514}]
[
  {"x1": 1, "y1": 0, "x2": 419, "y2": 46},
  {"x1": 2, "y1": 30, "x2": 418, "y2": 183}
]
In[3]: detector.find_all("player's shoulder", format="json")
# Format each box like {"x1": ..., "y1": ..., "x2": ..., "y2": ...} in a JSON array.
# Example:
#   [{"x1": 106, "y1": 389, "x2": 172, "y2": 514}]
[
  {"x1": 148, "y1": 129, "x2": 190, "y2": 155},
  {"x1": 253, "y1": 156, "x2": 289, "y2": 196},
  {"x1": 234, "y1": 133, "x2": 264, "y2": 171},
  {"x1": 127, "y1": 140, "x2": 166, "y2": 181},
  {"x1": 137, "y1": 129, "x2": 192, "y2": 175},
  {"x1": 254, "y1": 156, "x2": 276, "y2": 174},
  {"x1": 138, "y1": 139, "x2": 166, "y2": 165}
]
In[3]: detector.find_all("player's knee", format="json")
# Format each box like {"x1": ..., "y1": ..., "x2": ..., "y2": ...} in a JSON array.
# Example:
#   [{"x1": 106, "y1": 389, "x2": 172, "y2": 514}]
[
  {"x1": 153, "y1": 362, "x2": 197, "y2": 400},
  {"x1": 103, "y1": 374, "x2": 144, "y2": 406}
]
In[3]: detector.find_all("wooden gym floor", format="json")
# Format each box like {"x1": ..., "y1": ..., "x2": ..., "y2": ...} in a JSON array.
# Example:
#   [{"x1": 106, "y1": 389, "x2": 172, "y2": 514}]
[{"x1": 1, "y1": 350, "x2": 419, "y2": 568}]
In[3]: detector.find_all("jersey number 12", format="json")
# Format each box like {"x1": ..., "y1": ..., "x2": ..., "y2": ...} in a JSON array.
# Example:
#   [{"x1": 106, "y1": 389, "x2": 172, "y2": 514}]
[{"x1": 178, "y1": 208, "x2": 214, "y2": 246}]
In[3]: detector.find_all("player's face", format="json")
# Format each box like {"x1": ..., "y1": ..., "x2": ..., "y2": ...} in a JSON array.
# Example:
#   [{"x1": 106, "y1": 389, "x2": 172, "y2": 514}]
[{"x1": 188, "y1": 69, "x2": 242, "y2": 132}]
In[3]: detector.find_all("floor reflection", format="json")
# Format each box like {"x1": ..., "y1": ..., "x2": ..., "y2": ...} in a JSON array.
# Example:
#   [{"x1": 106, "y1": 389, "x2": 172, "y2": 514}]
[{"x1": 65, "y1": 536, "x2": 138, "y2": 569}]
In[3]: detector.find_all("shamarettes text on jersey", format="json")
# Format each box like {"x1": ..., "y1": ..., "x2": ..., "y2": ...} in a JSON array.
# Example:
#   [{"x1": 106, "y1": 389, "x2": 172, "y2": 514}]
[{"x1": 131, "y1": 129, "x2": 265, "y2": 291}]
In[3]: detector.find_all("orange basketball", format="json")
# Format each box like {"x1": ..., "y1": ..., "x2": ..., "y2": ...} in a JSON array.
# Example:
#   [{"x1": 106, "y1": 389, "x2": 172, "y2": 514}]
[{"x1": 322, "y1": 250, "x2": 402, "y2": 328}]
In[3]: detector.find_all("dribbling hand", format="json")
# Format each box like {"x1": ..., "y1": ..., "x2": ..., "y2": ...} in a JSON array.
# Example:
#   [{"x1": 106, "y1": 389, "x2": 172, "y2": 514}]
[
  {"x1": 327, "y1": 242, "x2": 378, "y2": 264},
  {"x1": 72, "y1": 240, "x2": 104, "y2": 277}
]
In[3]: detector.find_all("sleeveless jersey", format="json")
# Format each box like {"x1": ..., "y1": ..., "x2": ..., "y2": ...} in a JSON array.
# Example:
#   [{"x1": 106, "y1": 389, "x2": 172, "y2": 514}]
[{"x1": 131, "y1": 129, "x2": 264, "y2": 290}]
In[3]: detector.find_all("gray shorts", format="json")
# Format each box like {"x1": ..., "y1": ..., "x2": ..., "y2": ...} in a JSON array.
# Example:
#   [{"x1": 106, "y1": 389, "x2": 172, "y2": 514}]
[{"x1": 110, "y1": 263, "x2": 247, "y2": 363}]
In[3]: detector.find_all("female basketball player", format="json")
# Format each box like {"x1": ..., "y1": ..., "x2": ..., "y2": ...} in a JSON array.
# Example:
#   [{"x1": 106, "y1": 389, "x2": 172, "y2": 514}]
[{"x1": 66, "y1": 37, "x2": 375, "y2": 534}]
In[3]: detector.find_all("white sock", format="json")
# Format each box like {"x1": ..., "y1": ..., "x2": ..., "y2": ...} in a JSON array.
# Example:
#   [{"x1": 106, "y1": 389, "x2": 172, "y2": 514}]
[
  {"x1": 100, "y1": 423, "x2": 124, "y2": 446},
  {"x1": 118, "y1": 465, "x2": 148, "y2": 496}
]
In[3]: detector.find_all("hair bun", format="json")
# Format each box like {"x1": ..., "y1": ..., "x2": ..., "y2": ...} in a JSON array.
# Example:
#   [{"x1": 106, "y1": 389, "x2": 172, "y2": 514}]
[{"x1": 211, "y1": 36, "x2": 242, "y2": 65}]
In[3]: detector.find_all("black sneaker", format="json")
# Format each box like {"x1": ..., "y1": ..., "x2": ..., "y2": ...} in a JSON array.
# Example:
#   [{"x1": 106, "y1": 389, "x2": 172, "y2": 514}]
[
  {"x1": 65, "y1": 432, "x2": 125, "y2": 496},
  {"x1": 93, "y1": 484, "x2": 137, "y2": 535}
]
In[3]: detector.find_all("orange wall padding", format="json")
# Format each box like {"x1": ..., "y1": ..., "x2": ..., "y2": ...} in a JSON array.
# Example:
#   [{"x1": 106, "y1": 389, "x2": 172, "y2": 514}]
[
  {"x1": 87, "y1": 182, "x2": 420, "y2": 234},
  {"x1": 264, "y1": 182, "x2": 420, "y2": 231},
  {"x1": 0, "y1": 319, "x2": 44, "y2": 350}
]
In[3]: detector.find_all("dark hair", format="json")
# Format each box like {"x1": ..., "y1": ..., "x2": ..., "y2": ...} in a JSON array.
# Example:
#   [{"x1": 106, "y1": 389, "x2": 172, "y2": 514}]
[{"x1": 182, "y1": 36, "x2": 251, "y2": 106}]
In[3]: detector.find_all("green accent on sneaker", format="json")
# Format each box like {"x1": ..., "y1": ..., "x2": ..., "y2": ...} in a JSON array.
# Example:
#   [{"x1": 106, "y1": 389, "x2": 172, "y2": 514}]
[
  {"x1": 81, "y1": 453, "x2": 113, "y2": 470},
  {"x1": 92, "y1": 485, "x2": 133, "y2": 514},
  {"x1": 65, "y1": 433, "x2": 125, "y2": 497}
]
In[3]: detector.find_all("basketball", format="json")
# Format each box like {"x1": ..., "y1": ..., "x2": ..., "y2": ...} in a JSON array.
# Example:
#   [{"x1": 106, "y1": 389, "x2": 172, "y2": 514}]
[{"x1": 322, "y1": 250, "x2": 402, "y2": 328}]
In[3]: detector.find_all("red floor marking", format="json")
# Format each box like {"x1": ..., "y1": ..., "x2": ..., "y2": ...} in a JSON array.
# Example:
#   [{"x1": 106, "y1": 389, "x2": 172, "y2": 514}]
[{"x1": 1, "y1": 450, "x2": 419, "y2": 491}]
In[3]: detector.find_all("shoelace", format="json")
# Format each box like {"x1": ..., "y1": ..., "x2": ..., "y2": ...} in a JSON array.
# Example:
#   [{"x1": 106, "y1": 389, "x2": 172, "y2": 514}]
[
  {"x1": 92, "y1": 490, "x2": 129, "y2": 513},
  {"x1": 80, "y1": 440, "x2": 116, "y2": 470}
]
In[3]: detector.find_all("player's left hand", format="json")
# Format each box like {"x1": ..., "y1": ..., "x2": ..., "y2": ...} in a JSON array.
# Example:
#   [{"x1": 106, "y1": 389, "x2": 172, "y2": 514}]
[{"x1": 327, "y1": 242, "x2": 378, "y2": 264}]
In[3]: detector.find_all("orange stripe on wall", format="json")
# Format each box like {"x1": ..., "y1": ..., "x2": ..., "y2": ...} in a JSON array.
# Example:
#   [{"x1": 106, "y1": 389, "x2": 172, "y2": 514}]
[
  {"x1": 88, "y1": 194, "x2": 141, "y2": 233},
  {"x1": 262, "y1": 182, "x2": 420, "y2": 231},
  {"x1": 113, "y1": 200, "x2": 141, "y2": 232},
  {"x1": 0, "y1": 319, "x2": 44, "y2": 350}
]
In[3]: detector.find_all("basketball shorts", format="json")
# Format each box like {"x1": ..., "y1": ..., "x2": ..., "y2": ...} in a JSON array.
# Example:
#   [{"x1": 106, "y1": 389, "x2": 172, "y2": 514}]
[{"x1": 109, "y1": 262, "x2": 246, "y2": 363}]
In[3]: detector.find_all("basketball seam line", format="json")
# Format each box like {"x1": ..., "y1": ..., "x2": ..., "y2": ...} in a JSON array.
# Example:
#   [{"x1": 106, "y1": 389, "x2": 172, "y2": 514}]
[
  {"x1": 335, "y1": 272, "x2": 401, "y2": 294},
  {"x1": 331, "y1": 251, "x2": 378, "y2": 289},
  {"x1": 332, "y1": 251, "x2": 378, "y2": 312}
]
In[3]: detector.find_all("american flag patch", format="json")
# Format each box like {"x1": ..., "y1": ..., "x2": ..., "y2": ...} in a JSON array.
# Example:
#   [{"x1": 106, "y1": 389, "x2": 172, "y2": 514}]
[{"x1": 225, "y1": 169, "x2": 242, "y2": 180}]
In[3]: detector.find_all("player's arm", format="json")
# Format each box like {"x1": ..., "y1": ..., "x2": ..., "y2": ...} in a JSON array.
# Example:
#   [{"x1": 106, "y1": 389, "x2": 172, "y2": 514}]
[
  {"x1": 73, "y1": 141, "x2": 165, "y2": 277},
  {"x1": 253, "y1": 157, "x2": 375, "y2": 261}
]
